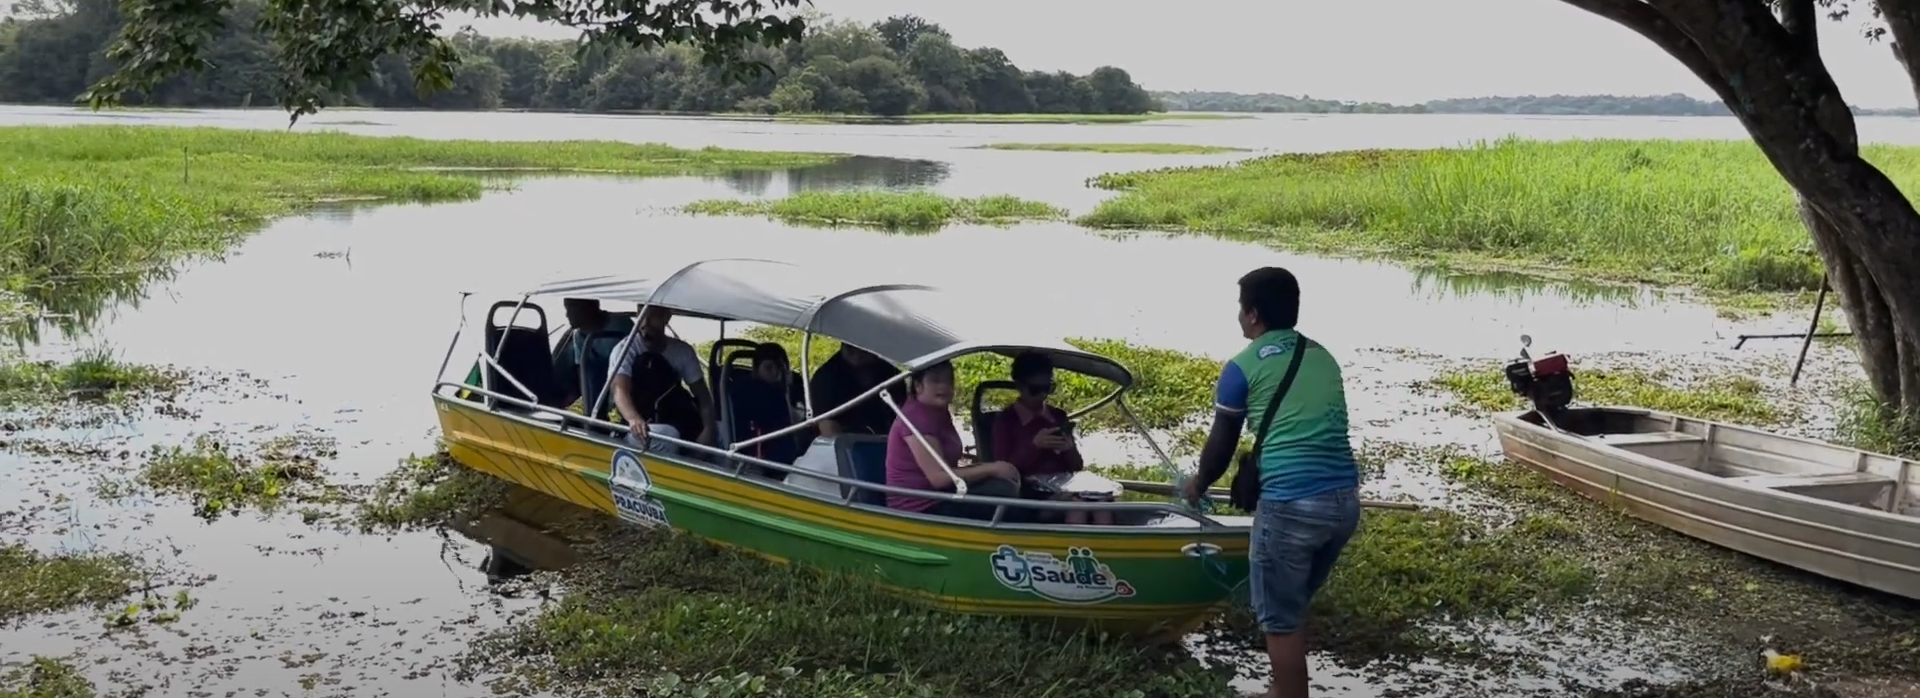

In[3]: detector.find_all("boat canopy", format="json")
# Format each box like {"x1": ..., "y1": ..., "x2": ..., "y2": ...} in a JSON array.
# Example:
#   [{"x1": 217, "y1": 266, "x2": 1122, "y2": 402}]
[{"x1": 514, "y1": 258, "x2": 1135, "y2": 387}]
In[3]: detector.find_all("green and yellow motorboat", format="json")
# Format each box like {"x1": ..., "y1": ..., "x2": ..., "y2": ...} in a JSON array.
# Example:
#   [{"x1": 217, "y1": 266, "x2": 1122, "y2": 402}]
[{"x1": 430, "y1": 258, "x2": 1251, "y2": 641}]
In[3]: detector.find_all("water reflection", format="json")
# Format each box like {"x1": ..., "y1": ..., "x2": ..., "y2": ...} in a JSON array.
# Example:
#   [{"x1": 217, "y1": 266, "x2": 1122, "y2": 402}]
[
  {"x1": 1408, "y1": 266, "x2": 1658, "y2": 307},
  {"x1": 717, "y1": 155, "x2": 949, "y2": 197},
  {"x1": 5, "y1": 267, "x2": 177, "y2": 347}
]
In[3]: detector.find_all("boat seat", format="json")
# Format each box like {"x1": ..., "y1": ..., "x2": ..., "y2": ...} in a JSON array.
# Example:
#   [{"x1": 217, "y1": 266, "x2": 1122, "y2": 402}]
[
  {"x1": 834, "y1": 435, "x2": 889, "y2": 507},
  {"x1": 969, "y1": 380, "x2": 1017, "y2": 463},
  {"x1": 1597, "y1": 431, "x2": 1706, "y2": 447},
  {"x1": 974, "y1": 409, "x2": 1003, "y2": 462},
  {"x1": 1728, "y1": 471, "x2": 1898, "y2": 506},
  {"x1": 481, "y1": 325, "x2": 569, "y2": 411}
]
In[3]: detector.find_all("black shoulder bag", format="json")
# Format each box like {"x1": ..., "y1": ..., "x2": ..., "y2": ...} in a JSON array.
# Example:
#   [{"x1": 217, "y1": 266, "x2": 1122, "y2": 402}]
[{"x1": 1229, "y1": 336, "x2": 1313, "y2": 512}]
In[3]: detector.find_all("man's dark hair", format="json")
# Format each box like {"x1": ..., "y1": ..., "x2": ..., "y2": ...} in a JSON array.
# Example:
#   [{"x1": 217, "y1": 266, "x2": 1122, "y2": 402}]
[
  {"x1": 1010, "y1": 351, "x2": 1053, "y2": 382},
  {"x1": 752, "y1": 342, "x2": 789, "y2": 368},
  {"x1": 1238, "y1": 266, "x2": 1301, "y2": 330}
]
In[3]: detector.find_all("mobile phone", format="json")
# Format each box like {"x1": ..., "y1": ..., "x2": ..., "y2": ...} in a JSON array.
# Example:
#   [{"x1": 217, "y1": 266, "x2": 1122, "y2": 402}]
[{"x1": 1057, "y1": 421, "x2": 1075, "y2": 441}]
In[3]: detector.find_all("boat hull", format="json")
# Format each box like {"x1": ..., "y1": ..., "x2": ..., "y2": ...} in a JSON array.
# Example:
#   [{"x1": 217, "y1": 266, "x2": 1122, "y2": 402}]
[
  {"x1": 1494, "y1": 407, "x2": 1920, "y2": 601},
  {"x1": 434, "y1": 396, "x2": 1251, "y2": 640}
]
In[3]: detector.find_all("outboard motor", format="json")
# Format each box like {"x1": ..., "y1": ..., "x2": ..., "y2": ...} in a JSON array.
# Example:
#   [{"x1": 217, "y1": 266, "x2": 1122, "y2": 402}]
[{"x1": 1504, "y1": 334, "x2": 1576, "y2": 418}]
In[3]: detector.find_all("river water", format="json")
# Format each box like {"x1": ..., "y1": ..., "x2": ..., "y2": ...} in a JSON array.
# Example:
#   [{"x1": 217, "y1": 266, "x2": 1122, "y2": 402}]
[{"x1": 0, "y1": 105, "x2": 1894, "y2": 697}]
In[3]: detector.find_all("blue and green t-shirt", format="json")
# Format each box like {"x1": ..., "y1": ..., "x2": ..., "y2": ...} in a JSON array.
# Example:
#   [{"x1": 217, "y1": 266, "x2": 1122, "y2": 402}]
[{"x1": 1212, "y1": 329, "x2": 1359, "y2": 501}]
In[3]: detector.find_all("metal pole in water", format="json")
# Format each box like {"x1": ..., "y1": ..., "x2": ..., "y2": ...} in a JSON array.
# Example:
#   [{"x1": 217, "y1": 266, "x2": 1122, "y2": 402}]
[{"x1": 1791, "y1": 275, "x2": 1829, "y2": 387}]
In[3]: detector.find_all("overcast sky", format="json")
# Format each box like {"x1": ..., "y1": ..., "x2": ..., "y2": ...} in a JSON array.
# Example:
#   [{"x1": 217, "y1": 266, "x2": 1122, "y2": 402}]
[{"x1": 456, "y1": 0, "x2": 1920, "y2": 108}]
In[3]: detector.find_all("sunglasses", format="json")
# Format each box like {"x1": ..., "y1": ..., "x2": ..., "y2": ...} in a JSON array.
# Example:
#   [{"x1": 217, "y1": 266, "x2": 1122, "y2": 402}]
[{"x1": 1023, "y1": 381, "x2": 1055, "y2": 395}]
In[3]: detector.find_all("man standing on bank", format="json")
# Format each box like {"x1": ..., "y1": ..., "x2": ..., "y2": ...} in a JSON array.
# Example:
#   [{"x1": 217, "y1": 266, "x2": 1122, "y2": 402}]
[{"x1": 1182, "y1": 266, "x2": 1362, "y2": 698}]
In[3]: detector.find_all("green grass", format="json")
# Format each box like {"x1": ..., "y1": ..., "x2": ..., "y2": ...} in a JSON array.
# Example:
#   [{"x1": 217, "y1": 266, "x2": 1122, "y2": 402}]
[
  {"x1": 683, "y1": 191, "x2": 1068, "y2": 232},
  {"x1": 700, "y1": 327, "x2": 1220, "y2": 433},
  {"x1": 0, "y1": 125, "x2": 837, "y2": 308},
  {"x1": 977, "y1": 143, "x2": 1250, "y2": 154},
  {"x1": 1077, "y1": 138, "x2": 1889, "y2": 293},
  {"x1": 1427, "y1": 364, "x2": 1777, "y2": 426},
  {"x1": 0, "y1": 545, "x2": 144, "y2": 623}
]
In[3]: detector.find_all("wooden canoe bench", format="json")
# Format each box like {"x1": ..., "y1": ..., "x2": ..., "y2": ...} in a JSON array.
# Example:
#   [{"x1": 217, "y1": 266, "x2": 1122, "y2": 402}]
[{"x1": 1727, "y1": 471, "x2": 1899, "y2": 509}]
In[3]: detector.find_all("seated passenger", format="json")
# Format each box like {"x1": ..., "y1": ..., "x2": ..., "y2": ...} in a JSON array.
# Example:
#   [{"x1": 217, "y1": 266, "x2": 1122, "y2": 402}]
[
  {"x1": 809, "y1": 343, "x2": 905, "y2": 436},
  {"x1": 728, "y1": 342, "x2": 803, "y2": 472},
  {"x1": 884, "y1": 361, "x2": 1026, "y2": 521},
  {"x1": 553, "y1": 298, "x2": 635, "y2": 420},
  {"x1": 610, "y1": 305, "x2": 715, "y2": 455},
  {"x1": 991, "y1": 351, "x2": 1112, "y2": 525}
]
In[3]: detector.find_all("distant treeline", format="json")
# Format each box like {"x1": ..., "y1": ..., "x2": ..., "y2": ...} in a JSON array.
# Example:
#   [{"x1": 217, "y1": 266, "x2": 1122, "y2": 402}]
[
  {"x1": 0, "y1": 5, "x2": 1159, "y2": 117},
  {"x1": 1152, "y1": 90, "x2": 1919, "y2": 117}
]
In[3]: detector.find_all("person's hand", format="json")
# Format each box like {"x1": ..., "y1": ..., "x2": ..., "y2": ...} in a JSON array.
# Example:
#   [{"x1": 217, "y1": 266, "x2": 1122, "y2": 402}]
[
  {"x1": 628, "y1": 417, "x2": 650, "y2": 444},
  {"x1": 1180, "y1": 476, "x2": 1205, "y2": 506},
  {"x1": 1033, "y1": 427, "x2": 1069, "y2": 451},
  {"x1": 989, "y1": 461, "x2": 1023, "y2": 483}
]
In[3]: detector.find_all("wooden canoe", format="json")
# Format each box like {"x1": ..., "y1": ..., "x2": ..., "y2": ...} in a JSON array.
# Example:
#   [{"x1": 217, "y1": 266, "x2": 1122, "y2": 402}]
[{"x1": 1493, "y1": 407, "x2": 1920, "y2": 601}]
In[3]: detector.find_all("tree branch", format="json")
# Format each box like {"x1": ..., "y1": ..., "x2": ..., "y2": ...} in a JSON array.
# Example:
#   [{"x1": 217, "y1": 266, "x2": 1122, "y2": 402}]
[
  {"x1": 1781, "y1": 0, "x2": 1820, "y2": 53},
  {"x1": 1554, "y1": 0, "x2": 1737, "y2": 106}
]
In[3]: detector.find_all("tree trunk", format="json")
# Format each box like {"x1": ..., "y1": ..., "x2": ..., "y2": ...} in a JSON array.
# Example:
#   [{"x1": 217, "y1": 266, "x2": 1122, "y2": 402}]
[{"x1": 1561, "y1": 0, "x2": 1920, "y2": 417}]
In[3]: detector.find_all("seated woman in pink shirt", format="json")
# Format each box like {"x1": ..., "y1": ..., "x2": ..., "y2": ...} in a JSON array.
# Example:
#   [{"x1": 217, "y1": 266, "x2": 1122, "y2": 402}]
[
  {"x1": 884, "y1": 361, "x2": 1027, "y2": 521},
  {"x1": 991, "y1": 352, "x2": 1112, "y2": 525}
]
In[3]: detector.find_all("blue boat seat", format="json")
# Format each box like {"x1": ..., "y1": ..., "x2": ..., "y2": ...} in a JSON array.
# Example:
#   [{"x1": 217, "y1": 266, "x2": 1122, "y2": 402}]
[{"x1": 833, "y1": 435, "x2": 890, "y2": 507}]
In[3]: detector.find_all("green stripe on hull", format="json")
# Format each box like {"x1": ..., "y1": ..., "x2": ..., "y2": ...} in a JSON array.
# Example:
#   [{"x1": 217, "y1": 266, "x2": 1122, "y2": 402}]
[{"x1": 571, "y1": 466, "x2": 1248, "y2": 614}]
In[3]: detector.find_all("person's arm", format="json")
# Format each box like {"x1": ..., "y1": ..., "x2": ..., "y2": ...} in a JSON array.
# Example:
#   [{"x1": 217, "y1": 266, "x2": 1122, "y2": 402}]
[
  {"x1": 810, "y1": 369, "x2": 847, "y2": 436},
  {"x1": 612, "y1": 374, "x2": 644, "y2": 428},
  {"x1": 1058, "y1": 411, "x2": 1087, "y2": 472},
  {"x1": 672, "y1": 343, "x2": 717, "y2": 444},
  {"x1": 909, "y1": 440, "x2": 1015, "y2": 489},
  {"x1": 1193, "y1": 361, "x2": 1250, "y2": 490}
]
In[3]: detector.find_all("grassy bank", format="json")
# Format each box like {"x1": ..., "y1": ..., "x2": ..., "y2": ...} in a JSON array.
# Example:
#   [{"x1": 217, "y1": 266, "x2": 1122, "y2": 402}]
[
  {"x1": 1427, "y1": 364, "x2": 1778, "y2": 425},
  {"x1": 701, "y1": 327, "x2": 1220, "y2": 432},
  {"x1": 1078, "y1": 138, "x2": 1899, "y2": 293},
  {"x1": 0, "y1": 126, "x2": 837, "y2": 308},
  {"x1": 683, "y1": 191, "x2": 1067, "y2": 232},
  {"x1": 978, "y1": 142, "x2": 1249, "y2": 154}
]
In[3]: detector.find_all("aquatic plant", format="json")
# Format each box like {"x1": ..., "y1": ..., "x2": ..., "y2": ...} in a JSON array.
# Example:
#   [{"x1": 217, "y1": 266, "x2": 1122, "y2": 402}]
[
  {"x1": 683, "y1": 190, "x2": 1067, "y2": 232},
  {"x1": 1076, "y1": 138, "x2": 1875, "y2": 293},
  {"x1": 978, "y1": 142, "x2": 1250, "y2": 154},
  {"x1": 352, "y1": 449, "x2": 510, "y2": 533},
  {"x1": 112, "y1": 433, "x2": 343, "y2": 521},
  {"x1": 0, "y1": 545, "x2": 145, "y2": 623},
  {"x1": 0, "y1": 345, "x2": 180, "y2": 404},
  {"x1": 697, "y1": 327, "x2": 1220, "y2": 432},
  {"x1": 0, "y1": 656, "x2": 96, "y2": 698},
  {"x1": 457, "y1": 524, "x2": 1235, "y2": 698}
]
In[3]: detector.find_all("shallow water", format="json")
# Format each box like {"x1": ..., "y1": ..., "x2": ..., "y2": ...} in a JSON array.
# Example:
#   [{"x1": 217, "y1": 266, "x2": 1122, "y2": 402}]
[{"x1": 0, "y1": 107, "x2": 1886, "y2": 696}]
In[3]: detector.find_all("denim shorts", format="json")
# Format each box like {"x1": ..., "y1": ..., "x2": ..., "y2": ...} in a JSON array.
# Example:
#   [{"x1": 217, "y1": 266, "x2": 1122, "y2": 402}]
[{"x1": 1248, "y1": 487, "x2": 1361, "y2": 635}]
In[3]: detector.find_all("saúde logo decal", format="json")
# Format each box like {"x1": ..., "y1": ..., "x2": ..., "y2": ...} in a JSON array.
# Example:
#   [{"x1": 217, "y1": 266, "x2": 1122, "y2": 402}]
[{"x1": 989, "y1": 545, "x2": 1136, "y2": 605}]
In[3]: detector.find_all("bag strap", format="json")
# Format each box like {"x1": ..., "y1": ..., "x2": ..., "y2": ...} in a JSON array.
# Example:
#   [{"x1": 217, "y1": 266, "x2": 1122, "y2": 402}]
[{"x1": 1248, "y1": 335, "x2": 1314, "y2": 460}]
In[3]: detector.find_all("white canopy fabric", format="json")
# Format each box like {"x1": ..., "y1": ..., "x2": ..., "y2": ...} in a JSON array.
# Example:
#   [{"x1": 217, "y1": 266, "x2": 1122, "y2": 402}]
[{"x1": 518, "y1": 258, "x2": 1135, "y2": 386}]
